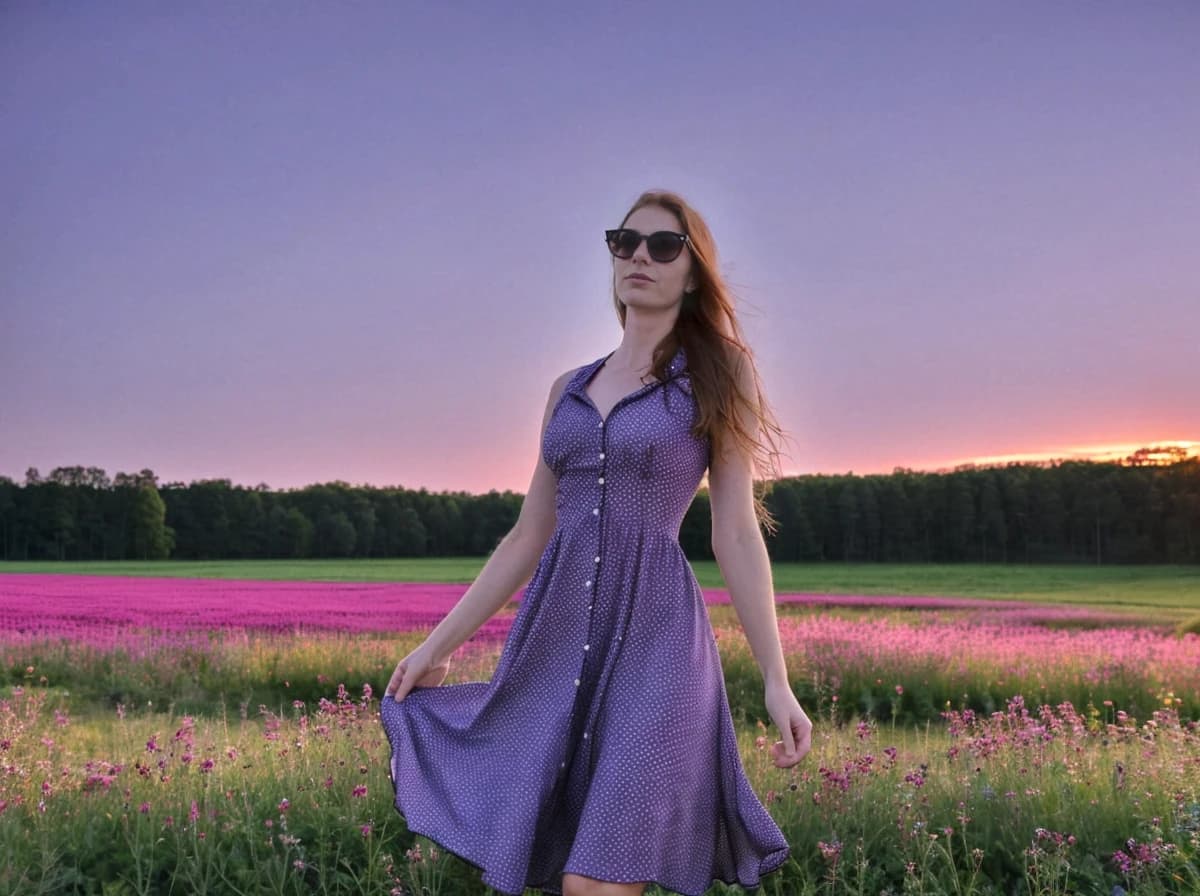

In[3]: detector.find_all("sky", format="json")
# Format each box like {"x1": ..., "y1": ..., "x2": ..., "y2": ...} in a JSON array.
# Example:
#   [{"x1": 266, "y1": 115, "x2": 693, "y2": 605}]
[{"x1": 3, "y1": 2, "x2": 1197, "y2": 495}]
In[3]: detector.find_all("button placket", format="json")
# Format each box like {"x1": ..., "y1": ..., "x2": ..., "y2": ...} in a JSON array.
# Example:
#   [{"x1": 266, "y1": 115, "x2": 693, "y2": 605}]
[{"x1": 578, "y1": 413, "x2": 607, "y2": 692}]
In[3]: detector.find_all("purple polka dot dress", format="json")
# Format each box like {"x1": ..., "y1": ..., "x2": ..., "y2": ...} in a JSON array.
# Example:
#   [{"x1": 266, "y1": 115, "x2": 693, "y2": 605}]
[{"x1": 380, "y1": 344, "x2": 789, "y2": 895}]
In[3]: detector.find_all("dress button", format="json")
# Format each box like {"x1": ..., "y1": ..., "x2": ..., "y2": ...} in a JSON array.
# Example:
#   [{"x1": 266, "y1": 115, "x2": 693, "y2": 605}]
[
  {"x1": 583, "y1": 732, "x2": 589, "y2": 739},
  {"x1": 599, "y1": 452, "x2": 604, "y2": 460},
  {"x1": 597, "y1": 421, "x2": 602, "y2": 428},
  {"x1": 587, "y1": 603, "x2": 592, "y2": 610},
  {"x1": 574, "y1": 678, "x2": 580, "y2": 686},
  {"x1": 594, "y1": 556, "x2": 600, "y2": 563},
  {"x1": 598, "y1": 476, "x2": 604, "y2": 484},
  {"x1": 583, "y1": 644, "x2": 589, "y2": 650},
  {"x1": 593, "y1": 507, "x2": 599, "y2": 515},
  {"x1": 585, "y1": 580, "x2": 591, "y2": 587},
  {"x1": 561, "y1": 761, "x2": 566, "y2": 768}
]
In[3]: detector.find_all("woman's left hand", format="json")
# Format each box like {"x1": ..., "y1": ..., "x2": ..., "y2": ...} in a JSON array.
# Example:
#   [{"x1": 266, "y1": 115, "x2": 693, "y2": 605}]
[{"x1": 764, "y1": 677, "x2": 813, "y2": 768}]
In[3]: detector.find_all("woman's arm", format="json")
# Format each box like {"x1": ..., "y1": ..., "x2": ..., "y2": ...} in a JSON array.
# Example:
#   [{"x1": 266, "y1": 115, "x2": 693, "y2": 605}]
[
  {"x1": 386, "y1": 368, "x2": 571, "y2": 700},
  {"x1": 710, "y1": 517, "x2": 789, "y2": 687},
  {"x1": 708, "y1": 354, "x2": 811, "y2": 765}
]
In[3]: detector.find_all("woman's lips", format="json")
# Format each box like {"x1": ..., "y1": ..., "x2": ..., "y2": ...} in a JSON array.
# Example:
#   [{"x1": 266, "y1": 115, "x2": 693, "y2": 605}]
[{"x1": 626, "y1": 273, "x2": 653, "y2": 281}]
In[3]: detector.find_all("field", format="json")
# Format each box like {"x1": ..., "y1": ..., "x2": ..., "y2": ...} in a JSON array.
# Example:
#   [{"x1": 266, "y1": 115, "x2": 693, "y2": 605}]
[{"x1": 1, "y1": 562, "x2": 1198, "y2": 895}]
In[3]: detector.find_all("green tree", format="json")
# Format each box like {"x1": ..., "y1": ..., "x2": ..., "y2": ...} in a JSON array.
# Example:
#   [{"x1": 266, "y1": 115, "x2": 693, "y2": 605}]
[{"x1": 130, "y1": 484, "x2": 174, "y2": 559}]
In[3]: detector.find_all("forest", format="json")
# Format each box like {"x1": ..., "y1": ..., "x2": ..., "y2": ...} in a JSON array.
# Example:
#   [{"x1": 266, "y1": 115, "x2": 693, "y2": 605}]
[{"x1": 2, "y1": 450, "x2": 1197, "y2": 565}]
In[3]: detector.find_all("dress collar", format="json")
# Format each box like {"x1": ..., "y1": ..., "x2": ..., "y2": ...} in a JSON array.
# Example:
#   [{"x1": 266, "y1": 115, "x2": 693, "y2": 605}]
[{"x1": 567, "y1": 343, "x2": 689, "y2": 398}]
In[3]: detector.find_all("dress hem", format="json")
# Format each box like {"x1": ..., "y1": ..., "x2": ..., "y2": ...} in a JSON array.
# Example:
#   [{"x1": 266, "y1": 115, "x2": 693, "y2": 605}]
[{"x1": 384, "y1": 727, "x2": 789, "y2": 896}]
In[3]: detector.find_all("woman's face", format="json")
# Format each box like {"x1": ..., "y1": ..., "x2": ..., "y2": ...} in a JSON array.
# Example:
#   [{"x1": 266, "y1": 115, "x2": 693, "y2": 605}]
[{"x1": 612, "y1": 204, "x2": 695, "y2": 310}]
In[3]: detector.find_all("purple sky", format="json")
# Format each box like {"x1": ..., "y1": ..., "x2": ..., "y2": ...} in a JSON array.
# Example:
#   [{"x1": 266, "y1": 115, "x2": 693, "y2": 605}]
[{"x1": 4, "y1": 3, "x2": 1197, "y2": 494}]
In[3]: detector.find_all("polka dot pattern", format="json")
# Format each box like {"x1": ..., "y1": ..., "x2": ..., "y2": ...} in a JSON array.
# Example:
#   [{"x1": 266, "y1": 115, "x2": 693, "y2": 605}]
[{"x1": 380, "y1": 344, "x2": 789, "y2": 895}]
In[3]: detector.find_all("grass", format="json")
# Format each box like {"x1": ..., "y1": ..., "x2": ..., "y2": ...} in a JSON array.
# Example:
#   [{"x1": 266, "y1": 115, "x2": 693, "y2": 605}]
[
  {"x1": 2, "y1": 559, "x2": 1198, "y2": 892},
  {"x1": 2, "y1": 628, "x2": 1197, "y2": 895}
]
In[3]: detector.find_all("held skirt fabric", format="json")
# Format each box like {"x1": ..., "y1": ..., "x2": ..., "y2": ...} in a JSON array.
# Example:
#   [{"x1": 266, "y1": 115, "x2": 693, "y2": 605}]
[{"x1": 379, "y1": 345, "x2": 789, "y2": 895}]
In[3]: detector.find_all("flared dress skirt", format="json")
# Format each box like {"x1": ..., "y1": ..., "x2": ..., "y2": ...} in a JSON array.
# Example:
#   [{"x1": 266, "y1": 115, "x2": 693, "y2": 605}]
[{"x1": 379, "y1": 345, "x2": 790, "y2": 895}]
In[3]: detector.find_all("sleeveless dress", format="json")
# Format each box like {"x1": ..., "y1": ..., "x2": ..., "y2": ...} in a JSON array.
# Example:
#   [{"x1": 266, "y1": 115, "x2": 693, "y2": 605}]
[{"x1": 379, "y1": 344, "x2": 790, "y2": 895}]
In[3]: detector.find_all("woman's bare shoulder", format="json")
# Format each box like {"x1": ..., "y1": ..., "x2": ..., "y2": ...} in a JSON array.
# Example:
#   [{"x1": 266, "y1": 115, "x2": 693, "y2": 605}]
[{"x1": 545, "y1": 366, "x2": 578, "y2": 406}]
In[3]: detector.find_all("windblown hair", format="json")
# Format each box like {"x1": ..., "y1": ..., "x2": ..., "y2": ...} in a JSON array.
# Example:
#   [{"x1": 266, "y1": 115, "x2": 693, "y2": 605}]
[{"x1": 611, "y1": 189, "x2": 790, "y2": 535}]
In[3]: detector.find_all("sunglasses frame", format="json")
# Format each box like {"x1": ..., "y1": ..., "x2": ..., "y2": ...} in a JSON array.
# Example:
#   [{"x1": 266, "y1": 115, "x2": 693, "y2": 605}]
[{"x1": 604, "y1": 228, "x2": 692, "y2": 263}]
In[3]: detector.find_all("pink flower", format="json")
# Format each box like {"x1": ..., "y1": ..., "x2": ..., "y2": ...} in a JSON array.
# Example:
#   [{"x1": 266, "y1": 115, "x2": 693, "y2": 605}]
[
  {"x1": 818, "y1": 839, "x2": 843, "y2": 864},
  {"x1": 352, "y1": 785, "x2": 367, "y2": 799}
]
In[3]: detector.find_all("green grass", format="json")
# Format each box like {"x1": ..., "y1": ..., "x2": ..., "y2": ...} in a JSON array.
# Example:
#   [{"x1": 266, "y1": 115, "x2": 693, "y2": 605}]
[
  {"x1": 4, "y1": 559, "x2": 1199, "y2": 613},
  {"x1": 2, "y1": 637, "x2": 1197, "y2": 895},
  {"x1": 3, "y1": 559, "x2": 1199, "y2": 893}
]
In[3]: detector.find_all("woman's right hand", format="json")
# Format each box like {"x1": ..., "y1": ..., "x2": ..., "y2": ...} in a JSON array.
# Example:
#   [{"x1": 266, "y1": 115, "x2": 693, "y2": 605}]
[{"x1": 385, "y1": 641, "x2": 452, "y2": 703}]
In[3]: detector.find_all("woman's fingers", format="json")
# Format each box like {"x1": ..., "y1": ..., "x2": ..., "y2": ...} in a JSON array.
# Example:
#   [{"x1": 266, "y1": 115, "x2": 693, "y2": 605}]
[
  {"x1": 386, "y1": 659, "x2": 412, "y2": 700},
  {"x1": 386, "y1": 645, "x2": 450, "y2": 702},
  {"x1": 770, "y1": 710, "x2": 813, "y2": 767}
]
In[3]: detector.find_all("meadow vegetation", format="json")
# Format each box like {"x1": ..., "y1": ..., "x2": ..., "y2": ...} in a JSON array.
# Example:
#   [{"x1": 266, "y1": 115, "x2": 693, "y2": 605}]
[{"x1": 1, "y1": 562, "x2": 1197, "y2": 894}]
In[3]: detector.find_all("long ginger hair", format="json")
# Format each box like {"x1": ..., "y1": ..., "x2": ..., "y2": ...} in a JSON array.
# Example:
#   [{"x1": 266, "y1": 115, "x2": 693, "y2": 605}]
[{"x1": 610, "y1": 189, "x2": 789, "y2": 535}]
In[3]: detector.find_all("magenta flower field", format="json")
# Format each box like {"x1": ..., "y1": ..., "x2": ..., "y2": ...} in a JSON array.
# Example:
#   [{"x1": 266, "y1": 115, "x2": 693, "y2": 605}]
[{"x1": 0, "y1": 571, "x2": 1158, "y2": 646}]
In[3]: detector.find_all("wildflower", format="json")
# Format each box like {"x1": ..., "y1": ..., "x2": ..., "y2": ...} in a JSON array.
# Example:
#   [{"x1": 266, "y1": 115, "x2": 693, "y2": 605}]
[
  {"x1": 352, "y1": 785, "x2": 367, "y2": 798},
  {"x1": 139, "y1": 802, "x2": 150, "y2": 815},
  {"x1": 361, "y1": 823, "x2": 372, "y2": 837},
  {"x1": 189, "y1": 801, "x2": 200, "y2": 824},
  {"x1": 817, "y1": 838, "x2": 843, "y2": 864},
  {"x1": 278, "y1": 798, "x2": 290, "y2": 814}
]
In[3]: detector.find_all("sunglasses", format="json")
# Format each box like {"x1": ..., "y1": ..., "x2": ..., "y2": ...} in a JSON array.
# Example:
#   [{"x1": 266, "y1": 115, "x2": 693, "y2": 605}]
[{"x1": 605, "y1": 228, "x2": 691, "y2": 263}]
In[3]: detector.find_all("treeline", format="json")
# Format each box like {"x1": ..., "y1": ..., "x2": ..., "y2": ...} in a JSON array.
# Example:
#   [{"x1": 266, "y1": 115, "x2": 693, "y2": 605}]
[{"x1": 1, "y1": 454, "x2": 1197, "y2": 564}]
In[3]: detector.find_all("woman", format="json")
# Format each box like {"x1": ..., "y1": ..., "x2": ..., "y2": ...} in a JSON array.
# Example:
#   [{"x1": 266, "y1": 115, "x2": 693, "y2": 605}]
[{"x1": 381, "y1": 189, "x2": 812, "y2": 896}]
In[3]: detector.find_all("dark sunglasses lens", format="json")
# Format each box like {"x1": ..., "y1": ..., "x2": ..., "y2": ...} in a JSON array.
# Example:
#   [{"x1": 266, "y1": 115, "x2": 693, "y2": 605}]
[
  {"x1": 647, "y1": 232, "x2": 685, "y2": 262},
  {"x1": 609, "y1": 230, "x2": 640, "y2": 258}
]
